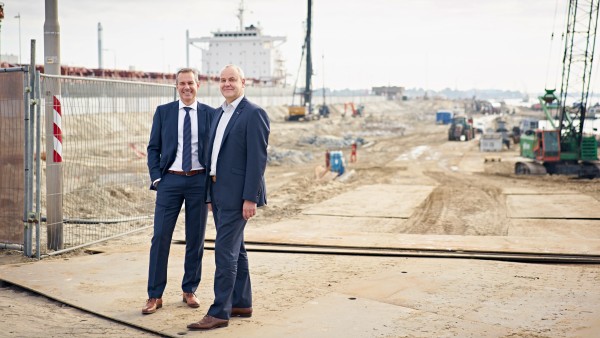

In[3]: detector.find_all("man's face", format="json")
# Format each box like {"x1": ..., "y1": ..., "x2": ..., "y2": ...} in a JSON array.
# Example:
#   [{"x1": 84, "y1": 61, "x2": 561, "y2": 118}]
[
  {"x1": 219, "y1": 67, "x2": 245, "y2": 103},
  {"x1": 177, "y1": 71, "x2": 199, "y2": 105}
]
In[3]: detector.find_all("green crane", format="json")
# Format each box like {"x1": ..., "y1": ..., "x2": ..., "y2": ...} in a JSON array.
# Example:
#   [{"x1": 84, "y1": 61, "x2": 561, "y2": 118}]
[{"x1": 516, "y1": 0, "x2": 600, "y2": 178}]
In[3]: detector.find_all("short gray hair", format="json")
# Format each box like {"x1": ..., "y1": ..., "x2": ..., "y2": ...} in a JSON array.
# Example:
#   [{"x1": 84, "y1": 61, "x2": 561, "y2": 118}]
[{"x1": 220, "y1": 64, "x2": 245, "y2": 79}]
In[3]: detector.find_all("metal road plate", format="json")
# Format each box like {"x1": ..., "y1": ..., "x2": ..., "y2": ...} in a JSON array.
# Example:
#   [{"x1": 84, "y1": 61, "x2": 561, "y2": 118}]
[
  {"x1": 506, "y1": 194, "x2": 600, "y2": 219},
  {"x1": 302, "y1": 184, "x2": 434, "y2": 218}
]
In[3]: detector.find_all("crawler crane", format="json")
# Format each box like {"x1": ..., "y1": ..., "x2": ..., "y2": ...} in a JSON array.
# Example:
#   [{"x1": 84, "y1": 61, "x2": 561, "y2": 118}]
[{"x1": 516, "y1": 0, "x2": 600, "y2": 178}]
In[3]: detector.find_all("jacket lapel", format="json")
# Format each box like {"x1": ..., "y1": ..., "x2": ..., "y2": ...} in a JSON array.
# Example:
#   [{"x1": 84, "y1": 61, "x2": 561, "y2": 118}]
[
  {"x1": 169, "y1": 101, "x2": 179, "y2": 145},
  {"x1": 220, "y1": 98, "x2": 246, "y2": 148},
  {"x1": 195, "y1": 102, "x2": 204, "y2": 165}
]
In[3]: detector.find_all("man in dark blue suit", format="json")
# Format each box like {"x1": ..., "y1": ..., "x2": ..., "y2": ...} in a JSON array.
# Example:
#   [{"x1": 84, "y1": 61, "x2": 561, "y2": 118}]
[
  {"x1": 143, "y1": 68, "x2": 213, "y2": 314},
  {"x1": 188, "y1": 65, "x2": 270, "y2": 330}
]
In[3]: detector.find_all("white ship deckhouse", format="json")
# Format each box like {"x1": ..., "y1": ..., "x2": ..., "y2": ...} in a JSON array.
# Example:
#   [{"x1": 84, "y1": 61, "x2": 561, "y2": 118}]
[{"x1": 187, "y1": 2, "x2": 286, "y2": 85}]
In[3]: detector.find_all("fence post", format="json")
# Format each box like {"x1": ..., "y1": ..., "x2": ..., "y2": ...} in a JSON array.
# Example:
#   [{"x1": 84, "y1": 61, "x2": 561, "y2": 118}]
[
  {"x1": 23, "y1": 40, "x2": 36, "y2": 257},
  {"x1": 34, "y1": 70, "x2": 42, "y2": 259},
  {"x1": 44, "y1": 0, "x2": 63, "y2": 250},
  {"x1": 22, "y1": 65, "x2": 31, "y2": 256}
]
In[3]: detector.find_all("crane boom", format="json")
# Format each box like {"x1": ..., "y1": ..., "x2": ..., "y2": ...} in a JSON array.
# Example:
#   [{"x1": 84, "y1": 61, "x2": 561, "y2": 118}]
[{"x1": 558, "y1": 0, "x2": 600, "y2": 146}]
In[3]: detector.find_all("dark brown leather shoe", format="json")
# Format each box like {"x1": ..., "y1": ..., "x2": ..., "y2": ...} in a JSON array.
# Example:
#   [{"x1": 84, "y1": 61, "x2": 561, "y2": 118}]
[
  {"x1": 142, "y1": 298, "x2": 162, "y2": 314},
  {"x1": 182, "y1": 292, "x2": 200, "y2": 308},
  {"x1": 187, "y1": 315, "x2": 229, "y2": 330},
  {"x1": 231, "y1": 307, "x2": 253, "y2": 317}
]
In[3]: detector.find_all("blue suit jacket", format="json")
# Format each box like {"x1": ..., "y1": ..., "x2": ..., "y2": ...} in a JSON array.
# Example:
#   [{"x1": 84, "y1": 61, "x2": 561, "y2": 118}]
[
  {"x1": 207, "y1": 97, "x2": 270, "y2": 209},
  {"x1": 147, "y1": 101, "x2": 214, "y2": 190}
]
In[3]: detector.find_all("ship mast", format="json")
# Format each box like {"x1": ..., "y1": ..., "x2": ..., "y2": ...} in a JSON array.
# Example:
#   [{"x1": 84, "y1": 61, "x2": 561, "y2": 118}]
[{"x1": 237, "y1": 0, "x2": 245, "y2": 31}]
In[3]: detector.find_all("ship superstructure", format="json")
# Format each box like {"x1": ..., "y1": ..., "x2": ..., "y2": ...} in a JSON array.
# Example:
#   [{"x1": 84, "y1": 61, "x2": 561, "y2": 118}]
[{"x1": 186, "y1": 1, "x2": 286, "y2": 85}]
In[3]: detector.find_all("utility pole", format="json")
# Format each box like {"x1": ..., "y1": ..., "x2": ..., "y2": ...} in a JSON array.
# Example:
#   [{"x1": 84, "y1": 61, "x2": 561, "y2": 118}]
[
  {"x1": 98, "y1": 22, "x2": 103, "y2": 69},
  {"x1": 44, "y1": 0, "x2": 63, "y2": 250},
  {"x1": 303, "y1": 0, "x2": 312, "y2": 113},
  {"x1": 15, "y1": 12, "x2": 20, "y2": 64},
  {"x1": 322, "y1": 54, "x2": 325, "y2": 105}
]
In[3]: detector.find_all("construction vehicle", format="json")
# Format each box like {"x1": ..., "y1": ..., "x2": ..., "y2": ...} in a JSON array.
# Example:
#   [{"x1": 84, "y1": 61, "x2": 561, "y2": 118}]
[
  {"x1": 448, "y1": 116, "x2": 475, "y2": 141},
  {"x1": 343, "y1": 102, "x2": 364, "y2": 117},
  {"x1": 493, "y1": 119, "x2": 511, "y2": 149},
  {"x1": 286, "y1": 0, "x2": 314, "y2": 121},
  {"x1": 515, "y1": 1, "x2": 600, "y2": 178},
  {"x1": 511, "y1": 118, "x2": 539, "y2": 144},
  {"x1": 318, "y1": 104, "x2": 330, "y2": 118}
]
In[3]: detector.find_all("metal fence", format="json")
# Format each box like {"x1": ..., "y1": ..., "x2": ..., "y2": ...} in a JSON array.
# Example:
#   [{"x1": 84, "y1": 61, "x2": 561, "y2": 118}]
[
  {"x1": 1, "y1": 69, "x2": 387, "y2": 258},
  {"x1": 0, "y1": 68, "x2": 28, "y2": 250},
  {"x1": 35, "y1": 75, "x2": 177, "y2": 256}
]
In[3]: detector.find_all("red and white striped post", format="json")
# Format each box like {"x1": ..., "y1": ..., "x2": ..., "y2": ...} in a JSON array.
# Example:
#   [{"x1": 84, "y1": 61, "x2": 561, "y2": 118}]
[
  {"x1": 52, "y1": 96, "x2": 62, "y2": 162},
  {"x1": 45, "y1": 90, "x2": 64, "y2": 251}
]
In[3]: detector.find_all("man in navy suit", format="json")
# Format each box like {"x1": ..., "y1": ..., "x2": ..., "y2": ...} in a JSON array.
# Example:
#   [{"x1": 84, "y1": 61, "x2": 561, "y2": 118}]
[
  {"x1": 143, "y1": 68, "x2": 213, "y2": 314},
  {"x1": 188, "y1": 65, "x2": 270, "y2": 330}
]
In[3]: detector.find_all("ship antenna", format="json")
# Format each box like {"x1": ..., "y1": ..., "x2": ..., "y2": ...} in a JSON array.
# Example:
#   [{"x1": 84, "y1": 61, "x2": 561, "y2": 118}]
[{"x1": 237, "y1": 0, "x2": 245, "y2": 31}]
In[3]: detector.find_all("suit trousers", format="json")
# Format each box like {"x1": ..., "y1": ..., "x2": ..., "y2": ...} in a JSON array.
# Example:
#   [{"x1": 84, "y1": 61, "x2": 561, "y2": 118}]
[
  {"x1": 147, "y1": 172, "x2": 208, "y2": 298},
  {"x1": 207, "y1": 184, "x2": 252, "y2": 320}
]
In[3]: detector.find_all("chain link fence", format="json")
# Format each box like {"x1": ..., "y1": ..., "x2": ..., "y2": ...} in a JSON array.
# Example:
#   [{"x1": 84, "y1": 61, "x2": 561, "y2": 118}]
[
  {"x1": 35, "y1": 75, "x2": 177, "y2": 256},
  {"x1": 1, "y1": 69, "x2": 386, "y2": 258}
]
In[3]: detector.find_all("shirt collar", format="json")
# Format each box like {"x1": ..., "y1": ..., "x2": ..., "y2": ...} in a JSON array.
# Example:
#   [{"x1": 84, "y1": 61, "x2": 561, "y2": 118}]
[
  {"x1": 179, "y1": 99, "x2": 198, "y2": 111},
  {"x1": 221, "y1": 95, "x2": 244, "y2": 112}
]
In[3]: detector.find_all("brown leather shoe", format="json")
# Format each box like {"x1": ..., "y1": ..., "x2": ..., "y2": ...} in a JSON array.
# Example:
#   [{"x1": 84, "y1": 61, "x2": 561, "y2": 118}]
[
  {"x1": 231, "y1": 307, "x2": 253, "y2": 317},
  {"x1": 187, "y1": 315, "x2": 229, "y2": 330},
  {"x1": 182, "y1": 292, "x2": 200, "y2": 308},
  {"x1": 142, "y1": 298, "x2": 162, "y2": 314}
]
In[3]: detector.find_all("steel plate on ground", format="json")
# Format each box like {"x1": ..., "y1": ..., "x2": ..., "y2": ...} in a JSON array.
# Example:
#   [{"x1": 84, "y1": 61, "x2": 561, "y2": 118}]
[
  {"x1": 506, "y1": 194, "x2": 600, "y2": 219},
  {"x1": 302, "y1": 184, "x2": 434, "y2": 218}
]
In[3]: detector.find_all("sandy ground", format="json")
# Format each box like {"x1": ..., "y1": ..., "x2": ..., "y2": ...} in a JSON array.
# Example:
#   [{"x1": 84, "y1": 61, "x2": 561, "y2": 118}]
[{"x1": 1, "y1": 98, "x2": 600, "y2": 337}]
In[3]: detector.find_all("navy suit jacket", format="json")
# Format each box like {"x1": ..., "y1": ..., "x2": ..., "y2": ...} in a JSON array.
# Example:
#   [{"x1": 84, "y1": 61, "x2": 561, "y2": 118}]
[
  {"x1": 207, "y1": 97, "x2": 270, "y2": 209},
  {"x1": 147, "y1": 100, "x2": 214, "y2": 190}
]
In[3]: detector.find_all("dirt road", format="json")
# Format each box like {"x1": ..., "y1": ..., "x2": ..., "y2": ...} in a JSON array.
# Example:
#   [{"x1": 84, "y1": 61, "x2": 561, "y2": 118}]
[{"x1": 1, "y1": 98, "x2": 599, "y2": 337}]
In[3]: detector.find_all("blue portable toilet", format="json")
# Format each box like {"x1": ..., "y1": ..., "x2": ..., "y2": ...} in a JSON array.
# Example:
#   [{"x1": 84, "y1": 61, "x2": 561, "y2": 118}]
[
  {"x1": 329, "y1": 151, "x2": 345, "y2": 176},
  {"x1": 436, "y1": 110, "x2": 453, "y2": 124}
]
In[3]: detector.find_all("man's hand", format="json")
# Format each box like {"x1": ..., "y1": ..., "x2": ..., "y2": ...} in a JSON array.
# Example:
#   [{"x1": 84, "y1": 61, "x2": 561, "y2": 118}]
[
  {"x1": 207, "y1": 202, "x2": 212, "y2": 212},
  {"x1": 242, "y1": 200, "x2": 257, "y2": 221}
]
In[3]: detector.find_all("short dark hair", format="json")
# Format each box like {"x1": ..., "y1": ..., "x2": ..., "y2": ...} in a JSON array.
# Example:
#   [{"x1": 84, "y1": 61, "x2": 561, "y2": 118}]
[{"x1": 176, "y1": 68, "x2": 199, "y2": 83}]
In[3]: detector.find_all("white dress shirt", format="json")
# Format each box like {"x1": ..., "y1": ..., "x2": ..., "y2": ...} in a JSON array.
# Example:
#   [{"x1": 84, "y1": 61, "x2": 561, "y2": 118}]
[
  {"x1": 169, "y1": 100, "x2": 204, "y2": 172},
  {"x1": 210, "y1": 95, "x2": 244, "y2": 176}
]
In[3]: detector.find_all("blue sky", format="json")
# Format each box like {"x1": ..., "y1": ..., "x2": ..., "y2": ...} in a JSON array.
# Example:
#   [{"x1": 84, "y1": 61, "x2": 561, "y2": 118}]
[{"x1": 0, "y1": 0, "x2": 574, "y2": 92}]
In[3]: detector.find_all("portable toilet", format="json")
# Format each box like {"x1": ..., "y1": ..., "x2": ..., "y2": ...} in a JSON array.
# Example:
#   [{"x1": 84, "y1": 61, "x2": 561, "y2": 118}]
[
  {"x1": 329, "y1": 151, "x2": 345, "y2": 175},
  {"x1": 436, "y1": 110, "x2": 453, "y2": 124}
]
